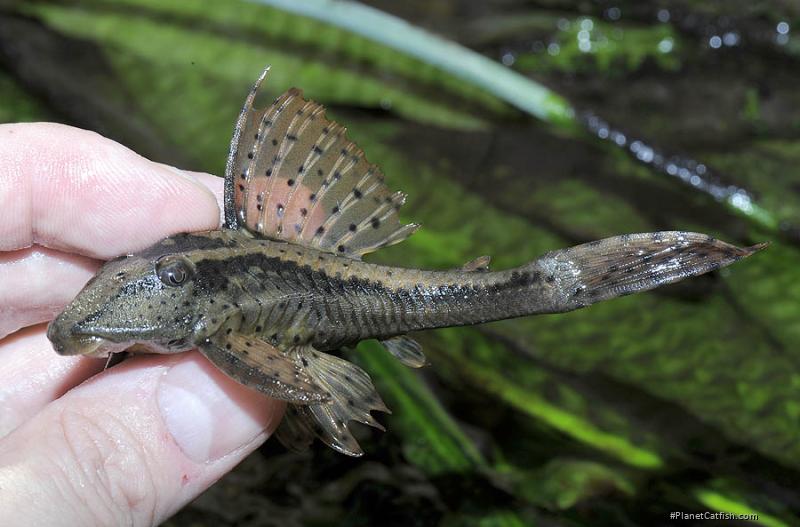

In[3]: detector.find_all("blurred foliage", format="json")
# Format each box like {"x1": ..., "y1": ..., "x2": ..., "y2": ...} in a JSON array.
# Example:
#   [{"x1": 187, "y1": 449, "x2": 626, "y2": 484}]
[
  {"x1": 474, "y1": 14, "x2": 682, "y2": 74},
  {"x1": 1, "y1": 0, "x2": 799, "y2": 525}
]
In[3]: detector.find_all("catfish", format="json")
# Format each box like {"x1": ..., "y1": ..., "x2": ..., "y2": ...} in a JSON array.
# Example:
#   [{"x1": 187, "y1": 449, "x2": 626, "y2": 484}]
[{"x1": 47, "y1": 68, "x2": 765, "y2": 456}]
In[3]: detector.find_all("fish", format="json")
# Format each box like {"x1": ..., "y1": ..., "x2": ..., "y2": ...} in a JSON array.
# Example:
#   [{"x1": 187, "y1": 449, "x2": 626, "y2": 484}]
[{"x1": 46, "y1": 67, "x2": 766, "y2": 456}]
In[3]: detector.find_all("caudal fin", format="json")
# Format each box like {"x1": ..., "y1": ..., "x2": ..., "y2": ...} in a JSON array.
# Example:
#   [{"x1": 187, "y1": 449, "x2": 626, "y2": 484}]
[{"x1": 541, "y1": 232, "x2": 766, "y2": 308}]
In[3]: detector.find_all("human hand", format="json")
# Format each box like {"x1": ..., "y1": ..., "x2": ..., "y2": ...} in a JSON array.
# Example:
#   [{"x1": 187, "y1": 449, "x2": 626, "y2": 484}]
[{"x1": 0, "y1": 123, "x2": 285, "y2": 526}]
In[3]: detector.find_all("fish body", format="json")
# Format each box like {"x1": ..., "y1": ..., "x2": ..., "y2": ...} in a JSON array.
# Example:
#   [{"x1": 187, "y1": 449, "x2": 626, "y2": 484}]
[
  {"x1": 49, "y1": 229, "x2": 759, "y2": 357},
  {"x1": 47, "y1": 67, "x2": 764, "y2": 455}
]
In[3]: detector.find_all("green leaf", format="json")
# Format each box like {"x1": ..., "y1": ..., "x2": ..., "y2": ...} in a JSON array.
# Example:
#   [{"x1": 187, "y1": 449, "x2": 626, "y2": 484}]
[{"x1": 352, "y1": 341, "x2": 485, "y2": 475}]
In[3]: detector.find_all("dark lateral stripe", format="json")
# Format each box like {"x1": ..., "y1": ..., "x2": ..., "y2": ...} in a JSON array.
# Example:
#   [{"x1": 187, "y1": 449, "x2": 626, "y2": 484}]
[
  {"x1": 166, "y1": 237, "x2": 533, "y2": 340},
  {"x1": 193, "y1": 251, "x2": 390, "y2": 298}
]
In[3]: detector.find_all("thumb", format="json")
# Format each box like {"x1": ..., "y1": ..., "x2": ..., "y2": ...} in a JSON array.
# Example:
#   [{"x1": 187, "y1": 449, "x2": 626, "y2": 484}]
[{"x1": 0, "y1": 352, "x2": 284, "y2": 527}]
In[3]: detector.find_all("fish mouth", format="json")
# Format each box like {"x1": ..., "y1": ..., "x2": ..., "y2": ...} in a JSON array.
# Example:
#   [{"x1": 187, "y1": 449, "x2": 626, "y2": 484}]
[
  {"x1": 47, "y1": 322, "x2": 130, "y2": 358},
  {"x1": 57, "y1": 334, "x2": 129, "y2": 358}
]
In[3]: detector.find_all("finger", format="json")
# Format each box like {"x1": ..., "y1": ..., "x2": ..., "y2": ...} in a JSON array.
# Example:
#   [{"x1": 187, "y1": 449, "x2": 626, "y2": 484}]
[
  {"x1": 179, "y1": 169, "x2": 226, "y2": 228},
  {"x1": 0, "y1": 324, "x2": 104, "y2": 439},
  {"x1": 0, "y1": 123, "x2": 221, "y2": 258},
  {"x1": 0, "y1": 247, "x2": 99, "y2": 339},
  {"x1": 0, "y1": 351, "x2": 285, "y2": 527}
]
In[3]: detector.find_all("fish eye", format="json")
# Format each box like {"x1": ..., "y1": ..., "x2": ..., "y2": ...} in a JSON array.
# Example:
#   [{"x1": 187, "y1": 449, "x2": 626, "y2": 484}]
[{"x1": 155, "y1": 255, "x2": 194, "y2": 287}]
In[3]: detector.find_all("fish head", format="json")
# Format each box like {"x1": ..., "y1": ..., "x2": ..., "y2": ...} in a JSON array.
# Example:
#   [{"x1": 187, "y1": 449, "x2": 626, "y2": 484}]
[{"x1": 48, "y1": 247, "x2": 205, "y2": 358}]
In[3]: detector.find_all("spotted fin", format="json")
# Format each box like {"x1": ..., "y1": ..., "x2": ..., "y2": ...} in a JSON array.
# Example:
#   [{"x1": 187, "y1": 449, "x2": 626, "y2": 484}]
[
  {"x1": 541, "y1": 232, "x2": 767, "y2": 309},
  {"x1": 224, "y1": 67, "x2": 419, "y2": 259},
  {"x1": 198, "y1": 332, "x2": 328, "y2": 404},
  {"x1": 461, "y1": 255, "x2": 491, "y2": 272},
  {"x1": 380, "y1": 336, "x2": 426, "y2": 368},
  {"x1": 282, "y1": 347, "x2": 389, "y2": 456}
]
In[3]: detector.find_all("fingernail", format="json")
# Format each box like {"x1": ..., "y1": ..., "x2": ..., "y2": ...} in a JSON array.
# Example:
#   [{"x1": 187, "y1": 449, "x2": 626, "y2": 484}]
[{"x1": 157, "y1": 357, "x2": 275, "y2": 463}]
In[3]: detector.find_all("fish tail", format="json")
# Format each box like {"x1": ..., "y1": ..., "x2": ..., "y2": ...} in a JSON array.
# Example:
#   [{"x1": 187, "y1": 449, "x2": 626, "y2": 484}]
[{"x1": 533, "y1": 231, "x2": 767, "y2": 312}]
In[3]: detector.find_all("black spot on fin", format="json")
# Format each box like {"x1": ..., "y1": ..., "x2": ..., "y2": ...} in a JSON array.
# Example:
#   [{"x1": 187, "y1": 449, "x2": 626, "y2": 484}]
[
  {"x1": 198, "y1": 331, "x2": 328, "y2": 404},
  {"x1": 460, "y1": 255, "x2": 491, "y2": 272},
  {"x1": 289, "y1": 347, "x2": 389, "y2": 456},
  {"x1": 380, "y1": 335, "x2": 427, "y2": 368},
  {"x1": 223, "y1": 67, "x2": 419, "y2": 259}
]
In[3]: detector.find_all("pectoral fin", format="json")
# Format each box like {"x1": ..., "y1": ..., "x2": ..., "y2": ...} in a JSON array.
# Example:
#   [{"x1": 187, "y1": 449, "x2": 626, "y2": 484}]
[{"x1": 198, "y1": 332, "x2": 328, "y2": 404}]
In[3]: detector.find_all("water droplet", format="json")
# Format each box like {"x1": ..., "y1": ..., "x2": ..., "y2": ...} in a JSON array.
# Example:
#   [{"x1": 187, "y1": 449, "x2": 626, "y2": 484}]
[
  {"x1": 637, "y1": 145, "x2": 654, "y2": 163},
  {"x1": 730, "y1": 191, "x2": 753, "y2": 213},
  {"x1": 547, "y1": 42, "x2": 561, "y2": 55},
  {"x1": 658, "y1": 37, "x2": 674, "y2": 53},
  {"x1": 777, "y1": 21, "x2": 790, "y2": 35},
  {"x1": 580, "y1": 18, "x2": 594, "y2": 32},
  {"x1": 605, "y1": 7, "x2": 621, "y2": 21},
  {"x1": 722, "y1": 32, "x2": 739, "y2": 46},
  {"x1": 501, "y1": 51, "x2": 516, "y2": 66},
  {"x1": 657, "y1": 9, "x2": 670, "y2": 23},
  {"x1": 709, "y1": 35, "x2": 722, "y2": 49},
  {"x1": 557, "y1": 18, "x2": 570, "y2": 31}
]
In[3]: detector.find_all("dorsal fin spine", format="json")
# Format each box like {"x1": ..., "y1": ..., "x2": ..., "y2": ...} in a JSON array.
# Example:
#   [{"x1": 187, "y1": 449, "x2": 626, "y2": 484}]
[{"x1": 224, "y1": 66, "x2": 270, "y2": 229}]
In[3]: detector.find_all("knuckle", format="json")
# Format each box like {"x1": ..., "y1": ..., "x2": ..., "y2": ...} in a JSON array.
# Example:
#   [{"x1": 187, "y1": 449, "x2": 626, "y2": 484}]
[{"x1": 45, "y1": 408, "x2": 159, "y2": 526}]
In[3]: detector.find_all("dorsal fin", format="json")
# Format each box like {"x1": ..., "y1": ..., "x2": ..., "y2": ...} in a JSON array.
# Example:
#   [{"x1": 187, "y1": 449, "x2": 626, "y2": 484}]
[{"x1": 224, "y1": 67, "x2": 419, "y2": 259}]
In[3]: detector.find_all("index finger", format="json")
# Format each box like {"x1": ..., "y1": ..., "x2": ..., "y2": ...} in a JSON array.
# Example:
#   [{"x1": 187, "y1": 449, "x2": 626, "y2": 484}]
[{"x1": 0, "y1": 123, "x2": 222, "y2": 259}]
